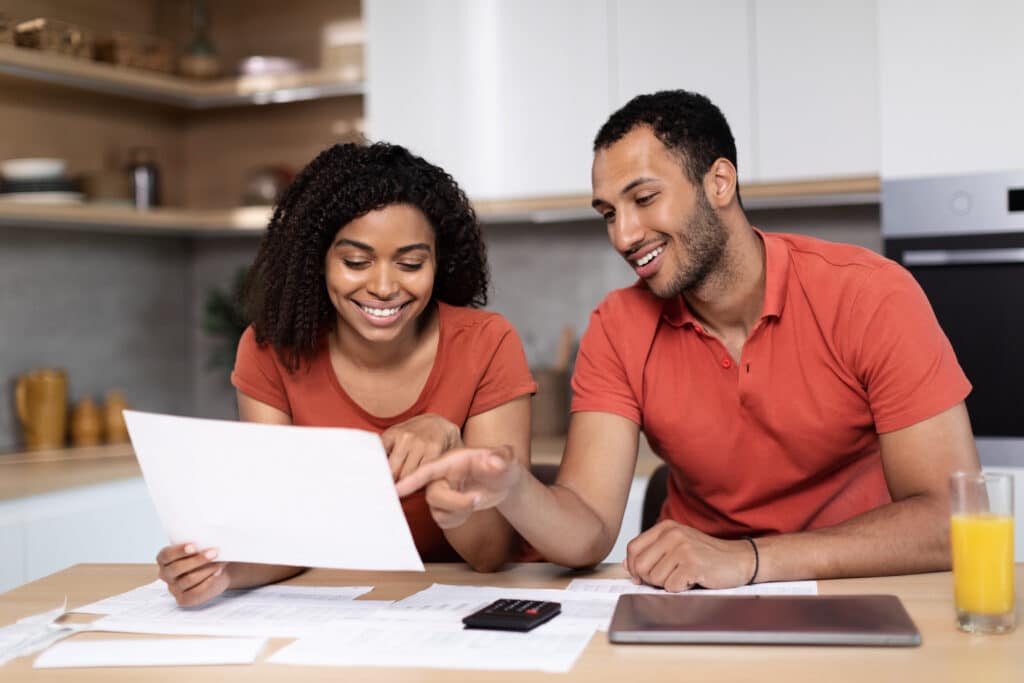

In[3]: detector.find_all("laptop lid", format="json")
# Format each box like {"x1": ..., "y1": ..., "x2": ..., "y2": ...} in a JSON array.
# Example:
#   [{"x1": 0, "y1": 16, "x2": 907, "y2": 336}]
[{"x1": 607, "y1": 594, "x2": 921, "y2": 646}]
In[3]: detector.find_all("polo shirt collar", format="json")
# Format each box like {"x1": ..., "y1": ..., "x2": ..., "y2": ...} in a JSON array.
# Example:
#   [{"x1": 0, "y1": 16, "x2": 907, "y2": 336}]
[{"x1": 662, "y1": 226, "x2": 790, "y2": 327}]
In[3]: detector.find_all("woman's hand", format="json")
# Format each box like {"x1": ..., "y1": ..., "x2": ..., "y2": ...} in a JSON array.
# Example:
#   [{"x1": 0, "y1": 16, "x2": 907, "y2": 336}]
[
  {"x1": 381, "y1": 413, "x2": 463, "y2": 480},
  {"x1": 395, "y1": 446, "x2": 522, "y2": 529},
  {"x1": 156, "y1": 543, "x2": 230, "y2": 607}
]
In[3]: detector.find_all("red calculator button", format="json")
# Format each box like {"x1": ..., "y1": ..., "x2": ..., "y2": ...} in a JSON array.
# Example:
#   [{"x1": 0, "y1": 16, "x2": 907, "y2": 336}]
[{"x1": 525, "y1": 608, "x2": 539, "y2": 615}]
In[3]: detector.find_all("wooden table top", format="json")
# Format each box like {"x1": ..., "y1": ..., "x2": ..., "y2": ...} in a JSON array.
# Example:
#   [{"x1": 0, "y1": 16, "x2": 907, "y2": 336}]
[{"x1": 1, "y1": 563, "x2": 1021, "y2": 681}]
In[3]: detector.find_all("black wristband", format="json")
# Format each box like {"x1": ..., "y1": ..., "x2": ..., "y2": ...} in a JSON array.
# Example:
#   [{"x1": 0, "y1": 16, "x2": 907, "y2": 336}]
[{"x1": 741, "y1": 535, "x2": 759, "y2": 585}]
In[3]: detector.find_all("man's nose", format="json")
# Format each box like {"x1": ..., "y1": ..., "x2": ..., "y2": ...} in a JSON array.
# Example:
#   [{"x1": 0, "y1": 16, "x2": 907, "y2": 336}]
[{"x1": 609, "y1": 208, "x2": 644, "y2": 255}]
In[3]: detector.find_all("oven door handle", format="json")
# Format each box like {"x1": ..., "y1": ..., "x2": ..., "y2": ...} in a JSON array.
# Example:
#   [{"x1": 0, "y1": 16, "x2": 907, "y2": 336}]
[{"x1": 901, "y1": 248, "x2": 1024, "y2": 266}]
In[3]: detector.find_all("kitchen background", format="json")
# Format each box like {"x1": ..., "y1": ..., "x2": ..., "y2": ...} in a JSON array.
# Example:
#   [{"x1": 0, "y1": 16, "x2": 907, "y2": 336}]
[{"x1": 0, "y1": 0, "x2": 1021, "y2": 589}]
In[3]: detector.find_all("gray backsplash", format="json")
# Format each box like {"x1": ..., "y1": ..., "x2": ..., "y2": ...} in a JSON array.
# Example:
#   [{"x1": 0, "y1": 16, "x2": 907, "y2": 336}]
[
  {"x1": 0, "y1": 204, "x2": 880, "y2": 450},
  {"x1": 0, "y1": 226, "x2": 193, "y2": 451}
]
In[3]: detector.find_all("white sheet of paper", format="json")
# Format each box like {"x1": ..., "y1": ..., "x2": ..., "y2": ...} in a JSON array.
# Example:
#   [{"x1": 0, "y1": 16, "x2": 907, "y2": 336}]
[
  {"x1": 73, "y1": 581, "x2": 373, "y2": 616},
  {"x1": 565, "y1": 578, "x2": 819, "y2": 596},
  {"x1": 34, "y1": 638, "x2": 267, "y2": 668},
  {"x1": 0, "y1": 601, "x2": 74, "y2": 666},
  {"x1": 73, "y1": 581, "x2": 169, "y2": 615},
  {"x1": 123, "y1": 410, "x2": 423, "y2": 571},
  {"x1": 269, "y1": 619, "x2": 593, "y2": 673},
  {"x1": 90, "y1": 585, "x2": 384, "y2": 638}
]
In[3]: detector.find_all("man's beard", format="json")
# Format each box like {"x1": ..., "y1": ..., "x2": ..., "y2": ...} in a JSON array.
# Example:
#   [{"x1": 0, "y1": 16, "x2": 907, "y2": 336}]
[{"x1": 650, "y1": 192, "x2": 728, "y2": 299}]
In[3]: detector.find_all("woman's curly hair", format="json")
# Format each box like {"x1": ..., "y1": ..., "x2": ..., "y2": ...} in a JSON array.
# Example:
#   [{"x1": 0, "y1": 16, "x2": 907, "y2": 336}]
[{"x1": 243, "y1": 142, "x2": 489, "y2": 371}]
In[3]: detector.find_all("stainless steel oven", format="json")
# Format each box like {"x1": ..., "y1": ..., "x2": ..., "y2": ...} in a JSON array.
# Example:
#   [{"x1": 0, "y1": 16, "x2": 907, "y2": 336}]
[{"x1": 883, "y1": 171, "x2": 1024, "y2": 468}]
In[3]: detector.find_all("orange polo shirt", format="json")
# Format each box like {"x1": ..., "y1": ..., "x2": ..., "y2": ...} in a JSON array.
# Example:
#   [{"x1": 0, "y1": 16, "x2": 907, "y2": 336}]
[
  {"x1": 571, "y1": 230, "x2": 971, "y2": 538},
  {"x1": 231, "y1": 302, "x2": 537, "y2": 561}
]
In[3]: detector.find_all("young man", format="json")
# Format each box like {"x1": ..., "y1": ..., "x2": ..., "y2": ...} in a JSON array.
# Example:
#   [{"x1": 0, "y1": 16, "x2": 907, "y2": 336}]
[{"x1": 398, "y1": 90, "x2": 979, "y2": 591}]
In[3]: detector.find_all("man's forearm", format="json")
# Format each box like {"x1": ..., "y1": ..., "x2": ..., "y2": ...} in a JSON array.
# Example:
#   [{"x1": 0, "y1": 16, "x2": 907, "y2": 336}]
[
  {"x1": 498, "y1": 474, "x2": 617, "y2": 567},
  {"x1": 756, "y1": 494, "x2": 950, "y2": 582}
]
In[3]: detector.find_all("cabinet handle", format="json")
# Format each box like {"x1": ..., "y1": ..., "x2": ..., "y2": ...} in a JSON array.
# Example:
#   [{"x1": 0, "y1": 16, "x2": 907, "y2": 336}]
[{"x1": 901, "y1": 248, "x2": 1024, "y2": 266}]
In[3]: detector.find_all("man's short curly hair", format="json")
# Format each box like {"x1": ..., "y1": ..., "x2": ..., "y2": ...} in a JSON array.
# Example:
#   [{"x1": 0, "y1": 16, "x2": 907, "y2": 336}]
[
  {"x1": 594, "y1": 89, "x2": 742, "y2": 205},
  {"x1": 243, "y1": 142, "x2": 489, "y2": 370}
]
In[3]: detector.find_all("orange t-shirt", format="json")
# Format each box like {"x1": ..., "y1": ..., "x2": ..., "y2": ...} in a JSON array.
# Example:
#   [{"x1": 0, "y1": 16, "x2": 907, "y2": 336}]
[
  {"x1": 231, "y1": 302, "x2": 537, "y2": 561},
  {"x1": 571, "y1": 229, "x2": 971, "y2": 538}
]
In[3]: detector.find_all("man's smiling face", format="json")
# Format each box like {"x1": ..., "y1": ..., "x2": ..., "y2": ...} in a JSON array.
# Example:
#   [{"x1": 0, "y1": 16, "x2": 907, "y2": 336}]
[{"x1": 591, "y1": 126, "x2": 728, "y2": 299}]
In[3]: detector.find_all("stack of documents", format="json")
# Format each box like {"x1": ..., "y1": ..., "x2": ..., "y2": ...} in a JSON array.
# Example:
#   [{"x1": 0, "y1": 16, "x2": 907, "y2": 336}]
[
  {"x1": 37, "y1": 577, "x2": 818, "y2": 672},
  {"x1": 83, "y1": 582, "x2": 385, "y2": 638}
]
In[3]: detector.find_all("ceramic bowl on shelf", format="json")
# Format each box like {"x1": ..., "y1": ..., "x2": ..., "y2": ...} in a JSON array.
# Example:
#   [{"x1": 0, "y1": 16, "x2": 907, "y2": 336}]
[
  {"x1": 237, "y1": 55, "x2": 302, "y2": 76},
  {"x1": 1, "y1": 158, "x2": 67, "y2": 181}
]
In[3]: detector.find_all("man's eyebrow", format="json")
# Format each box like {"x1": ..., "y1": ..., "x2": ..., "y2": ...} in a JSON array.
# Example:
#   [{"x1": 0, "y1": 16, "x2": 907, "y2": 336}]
[
  {"x1": 621, "y1": 176, "x2": 657, "y2": 194},
  {"x1": 591, "y1": 176, "x2": 658, "y2": 208}
]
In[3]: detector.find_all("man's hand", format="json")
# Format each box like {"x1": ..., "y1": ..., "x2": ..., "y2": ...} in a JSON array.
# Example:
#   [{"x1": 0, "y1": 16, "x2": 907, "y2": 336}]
[
  {"x1": 624, "y1": 520, "x2": 756, "y2": 592},
  {"x1": 381, "y1": 413, "x2": 462, "y2": 481},
  {"x1": 395, "y1": 447, "x2": 522, "y2": 529},
  {"x1": 156, "y1": 543, "x2": 230, "y2": 606}
]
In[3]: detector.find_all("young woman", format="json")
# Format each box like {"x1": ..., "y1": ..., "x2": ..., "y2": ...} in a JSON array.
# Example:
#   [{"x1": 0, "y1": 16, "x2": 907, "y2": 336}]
[{"x1": 156, "y1": 143, "x2": 536, "y2": 605}]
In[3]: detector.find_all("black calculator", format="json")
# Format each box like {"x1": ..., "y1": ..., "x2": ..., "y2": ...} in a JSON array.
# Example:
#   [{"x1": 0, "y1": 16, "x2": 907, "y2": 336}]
[{"x1": 462, "y1": 598, "x2": 562, "y2": 632}]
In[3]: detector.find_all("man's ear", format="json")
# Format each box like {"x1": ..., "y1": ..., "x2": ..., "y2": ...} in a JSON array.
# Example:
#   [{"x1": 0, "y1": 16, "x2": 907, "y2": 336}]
[{"x1": 704, "y1": 158, "x2": 738, "y2": 209}]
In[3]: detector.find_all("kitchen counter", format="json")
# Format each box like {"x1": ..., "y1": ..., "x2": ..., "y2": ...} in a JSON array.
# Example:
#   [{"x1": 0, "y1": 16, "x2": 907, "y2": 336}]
[
  {"x1": 0, "y1": 436, "x2": 663, "y2": 504},
  {"x1": 0, "y1": 443, "x2": 138, "y2": 503}
]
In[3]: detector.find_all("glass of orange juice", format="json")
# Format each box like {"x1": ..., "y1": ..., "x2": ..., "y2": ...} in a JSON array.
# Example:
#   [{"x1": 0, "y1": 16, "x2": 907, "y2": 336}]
[{"x1": 950, "y1": 471, "x2": 1015, "y2": 634}]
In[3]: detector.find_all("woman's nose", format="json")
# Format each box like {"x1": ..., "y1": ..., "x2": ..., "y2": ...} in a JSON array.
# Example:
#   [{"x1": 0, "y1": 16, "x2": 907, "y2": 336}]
[{"x1": 367, "y1": 264, "x2": 399, "y2": 299}]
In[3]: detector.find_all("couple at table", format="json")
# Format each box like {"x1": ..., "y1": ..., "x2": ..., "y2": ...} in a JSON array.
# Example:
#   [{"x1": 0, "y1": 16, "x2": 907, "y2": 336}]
[{"x1": 156, "y1": 89, "x2": 978, "y2": 606}]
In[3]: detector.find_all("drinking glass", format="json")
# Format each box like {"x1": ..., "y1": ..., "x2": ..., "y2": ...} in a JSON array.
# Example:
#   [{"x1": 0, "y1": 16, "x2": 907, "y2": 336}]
[{"x1": 950, "y1": 471, "x2": 1015, "y2": 634}]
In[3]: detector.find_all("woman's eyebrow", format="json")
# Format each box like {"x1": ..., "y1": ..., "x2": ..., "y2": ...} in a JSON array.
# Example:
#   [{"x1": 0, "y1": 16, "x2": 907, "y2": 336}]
[
  {"x1": 335, "y1": 238, "x2": 374, "y2": 251},
  {"x1": 396, "y1": 243, "x2": 432, "y2": 255}
]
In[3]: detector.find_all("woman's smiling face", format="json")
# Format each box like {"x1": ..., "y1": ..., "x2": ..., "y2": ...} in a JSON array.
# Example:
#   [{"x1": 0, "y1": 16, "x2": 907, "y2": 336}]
[{"x1": 324, "y1": 203, "x2": 437, "y2": 344}]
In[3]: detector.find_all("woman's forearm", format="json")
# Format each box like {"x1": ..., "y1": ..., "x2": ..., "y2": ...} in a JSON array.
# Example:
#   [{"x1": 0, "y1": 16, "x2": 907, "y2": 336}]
[{"x1": 226, "y1": 563, "x2": 306, "y2": 589}]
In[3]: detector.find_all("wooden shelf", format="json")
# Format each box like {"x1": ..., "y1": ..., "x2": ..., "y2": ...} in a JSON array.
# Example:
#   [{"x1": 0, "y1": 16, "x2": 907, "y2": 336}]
[
  {"x1": 0, "y1": 175, "x2": 881, "y2": 237},
  {"x1": 476, "y1": 175, "x2": 881, "y2": 224},
  {"x1": 0, "y1": 203, "x2": 270, "y2": 236},
  {"x1": 0, "y1": 44, "x2": 363, "y2": 109}
]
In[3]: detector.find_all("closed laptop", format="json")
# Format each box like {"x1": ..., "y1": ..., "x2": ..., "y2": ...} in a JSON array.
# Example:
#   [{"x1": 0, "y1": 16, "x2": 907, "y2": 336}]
[{"x1": 608, "y1": 594, "x2": 921, "y2": 646}]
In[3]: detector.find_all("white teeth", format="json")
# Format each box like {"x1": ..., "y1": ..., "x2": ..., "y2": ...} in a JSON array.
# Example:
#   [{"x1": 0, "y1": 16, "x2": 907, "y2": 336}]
[
  {"x1": 359, "y1": 304, "x2": 402, "y2": 317},
  {"x1": 636, "y1": 245, "x2": 665, "y2": 267}
]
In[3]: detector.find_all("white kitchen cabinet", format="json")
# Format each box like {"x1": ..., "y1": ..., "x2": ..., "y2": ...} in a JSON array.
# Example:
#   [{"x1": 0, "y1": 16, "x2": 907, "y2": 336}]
[
  {"x1": 754, "y1": 1, "x2": 879, "y2": 181},
  {"x1": 0, "y1": 478, "x2": 165, "y2": 593},
  {"x1": 612, "y1": 1, "x2": 755, "y2": 183},
  {"x1": 878, "y1": 1, "x2": 1024, "y2": 178},
  {"x1": 0, "y1": 521, "x2": 24, "y2": 593},
  {"x1": 366, "y1": 0, "x2": 610, "y2": 199}
]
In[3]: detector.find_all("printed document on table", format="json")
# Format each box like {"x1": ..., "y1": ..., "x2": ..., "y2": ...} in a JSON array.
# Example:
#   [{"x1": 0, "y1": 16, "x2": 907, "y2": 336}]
[
  {"x1": 269, "y1": 619, "x2": 593, "y2": 673},
  {"x1": 34, "y1": 637, "x2": 267, "y2": 668},
  {"x1": 90, "y1": 584, "x2": 386, "y2": 638},
  {"x1": 565, "y1": 578, "x2": 818, "y2": 596},
  {"x1": 74, "y1": 581, "x2": 373, "y2": 616},
  {"x1": 124, "y1": 410, "x2": 423, "y2": 571},
  {"x1": 380, "y1": 583, "x2": 618, "y2": 631},
  {"x1": 74, "y1": 581, "x2": 169, "y2": 615}
]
